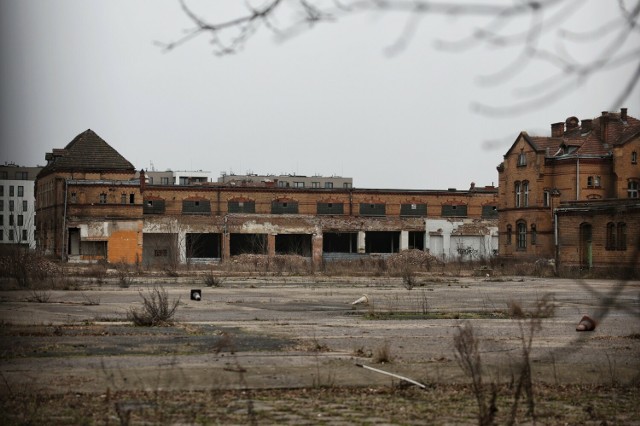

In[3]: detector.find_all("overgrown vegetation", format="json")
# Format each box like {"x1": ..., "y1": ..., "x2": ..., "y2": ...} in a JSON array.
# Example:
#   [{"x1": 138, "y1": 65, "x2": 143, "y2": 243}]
[{"x1": 127, "y1": 286, "x2": 180, "y2": 326}]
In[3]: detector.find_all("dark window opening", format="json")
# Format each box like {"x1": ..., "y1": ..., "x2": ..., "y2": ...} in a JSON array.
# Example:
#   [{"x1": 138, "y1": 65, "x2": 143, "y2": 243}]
[
  {"x1": 186, "y1": 233, "x2": 221, "y2": 258},
  {"x1": 129, "y1": 194, "x2": 135, "y2": 204},
  {"x1": 230, "y1": 233, "x2": 267, "y2": 255},
  {"x1": 365, "y1": 231, "x2": 400, "y2": 253},
  {"x1": 323, "y1": 232, "x2": 357, "y2": 253},
  {"x1": 506, "y1": 225, "x2": 512, "y2": 245},
  {"x1": 275, "y1": 234, "x2": 312, "y2": 256},
  {"x1": 408, "y1": 231, "x2": 425, "y2": 250}
]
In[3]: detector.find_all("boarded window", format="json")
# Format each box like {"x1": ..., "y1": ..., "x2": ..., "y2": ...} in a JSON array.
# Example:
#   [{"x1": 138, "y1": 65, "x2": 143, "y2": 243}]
[
  {"x1": 481, "y1": 205, "x2": 498, "y2": 218},
  {"x1": 359, "y1": 203, "x2": 385, "y2": 216},
  {"x1": 271, "y1": 200, "x2": 298, "y2": 214},
  {"x1": 441, "y1": 204, "x2": 467, "y2": 217},
  {"x1": 317, "y1": 202, "x2": 344, "y2": 215},
  {"x1": 400, "y1": 203, "x2": 426, "y2": 217},
  {"x1": 182, "y1": 199, "x2": 211, "y2": 214},
  {"x1": 143, "y1": 199, "x2": 165, "y2": 214},
  {"x1": 228, "y1": 201, "x2": 256, "y2": 213}
]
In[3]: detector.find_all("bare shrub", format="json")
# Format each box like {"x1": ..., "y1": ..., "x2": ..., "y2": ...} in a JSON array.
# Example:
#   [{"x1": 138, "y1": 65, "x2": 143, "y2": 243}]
[
  {"x1": 127, "y1": 286, "x2": 180, "y2": 327},
  {"x1": 453, "y1": 322, "x2": 497, "y2": 426},
  {"x1": 508, "y1": 293, "x2": 555, "y2": 424},
  {"x1": 203, "y1": 272, "x2": 224, "y2": 287},
  {"x1": 115, "y1": 263, "x2": 133, "y2": 288},
  {"x1": 81, "y1": 292, "x2": 100, "y2": 306},
  {"x1": 401, "y1": 267, "x2": 416, "y2": 290},
  {"x1": 372, "y1": 341, "x2": 392, "y2": 364},
  {"x1": 26, "y1": 289, "x2": 51, "y2": 303}
]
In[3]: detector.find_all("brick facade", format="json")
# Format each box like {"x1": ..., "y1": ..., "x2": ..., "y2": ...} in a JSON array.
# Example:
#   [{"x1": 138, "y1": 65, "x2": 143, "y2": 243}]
[
  {"x1": 498, "y1": 108, "x2": 640, "y2": 271},
  {"x1": 36, "y1": 131, "x2": 498, "y2": 266}
]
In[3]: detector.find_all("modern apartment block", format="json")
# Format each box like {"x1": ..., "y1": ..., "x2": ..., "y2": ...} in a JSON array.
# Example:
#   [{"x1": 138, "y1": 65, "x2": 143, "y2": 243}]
[
  {"x1": 0, "y1": 163, "x2": 42, "y2": 249},
  {"x1": 35, "y1": 129, "x2": 498, "y2": 265},
  {"x1": 498, "y1": 108, "x2": 640, "y2": 271},
  {"x1": 218, "y1": 173, "x2": 353, "y2": 189}
]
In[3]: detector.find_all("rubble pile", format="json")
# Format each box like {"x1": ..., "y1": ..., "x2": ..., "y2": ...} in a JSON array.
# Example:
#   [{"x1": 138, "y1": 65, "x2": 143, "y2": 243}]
[{"x1": 387, "y1": 249, "x2": 443, "y2": 269}]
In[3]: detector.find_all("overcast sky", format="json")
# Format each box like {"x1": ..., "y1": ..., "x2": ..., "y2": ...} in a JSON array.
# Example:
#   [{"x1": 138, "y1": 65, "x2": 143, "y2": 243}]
[{"x1": 1, "y1": 0, "x2": 638, "y2": 189}]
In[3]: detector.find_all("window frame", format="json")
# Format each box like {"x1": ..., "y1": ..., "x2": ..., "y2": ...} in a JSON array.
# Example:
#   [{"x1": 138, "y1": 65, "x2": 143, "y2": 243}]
[
  {"x1": 628, "y1": 180, "x2": 639, "y2": 198},
  {"x1": 516, "y1": 221, "x2": 527, "y2": 250},
  {"x1": 515, "y1": 181, "x2": 521, "y2": 207}
]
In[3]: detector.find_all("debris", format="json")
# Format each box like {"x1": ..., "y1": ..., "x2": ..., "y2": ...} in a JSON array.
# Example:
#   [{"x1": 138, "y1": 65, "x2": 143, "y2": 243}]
[
  {"x1": 576, "y1": 315, "x2": 596, "y2": 331},
  {"x1": 190, "y1": 289, "x2": 201, "y2": 301},
  {"x1": 351, "y1": 294, "x2": 369, "y2": 305},
  {"x1": 355, "y1": 363, "x2": 427, "y2": 389}
]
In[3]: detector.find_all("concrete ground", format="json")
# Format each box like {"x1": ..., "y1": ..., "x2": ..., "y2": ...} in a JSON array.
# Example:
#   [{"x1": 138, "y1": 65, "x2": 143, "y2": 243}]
[{"x1": 0, "y1": 275, "x2": 639, "y2": 394}]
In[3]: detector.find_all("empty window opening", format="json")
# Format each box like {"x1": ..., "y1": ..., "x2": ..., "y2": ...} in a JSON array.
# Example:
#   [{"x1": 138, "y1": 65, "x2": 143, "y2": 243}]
[
  {"x1": 129, "y1": 194, "x2": 135, "y2": 204},
  {"x1": 323, "y1": 232, "x2": 357, "y2": 253},
  {"x1": 230, "y1": 233, "x2": 267, "y2": 255},
  {"x1": 365, "y1": 231, "x2": 400, "y2": 254},
  {"x1": 408, "y1": 231, "x2": 425, "y2": 250},
  {"x1": 186, "y1": 233, "x2": 221, "y2": 259},
  {"x1": 275, "y1": 234, "x2": 312, "y2": 256}
]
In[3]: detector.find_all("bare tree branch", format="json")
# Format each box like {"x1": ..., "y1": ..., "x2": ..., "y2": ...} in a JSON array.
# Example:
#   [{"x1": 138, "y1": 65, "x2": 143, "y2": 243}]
[{"x1": 162, "y1": 0, "x2": 640, "y2": 112}]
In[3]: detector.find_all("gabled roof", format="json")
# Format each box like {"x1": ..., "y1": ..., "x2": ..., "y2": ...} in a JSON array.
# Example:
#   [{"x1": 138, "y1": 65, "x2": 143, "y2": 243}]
[
  {"x1": 503, "y1": 132, "x2": 562, "y2": 157},
  {"x1": 504, "y1": 109, "x2": 640, "y2": 160},
  {"x1": 38, "y1": 129, "x2": 135, "y2": 177}
]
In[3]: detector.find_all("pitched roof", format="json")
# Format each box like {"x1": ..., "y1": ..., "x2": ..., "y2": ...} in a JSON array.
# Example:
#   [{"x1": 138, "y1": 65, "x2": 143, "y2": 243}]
[
  {"x1": 39, "y1": 129, "x2": 135, "y2": 177},
  {"x1": 505, "y1": 109, "x2": 640, "y2": 159}
]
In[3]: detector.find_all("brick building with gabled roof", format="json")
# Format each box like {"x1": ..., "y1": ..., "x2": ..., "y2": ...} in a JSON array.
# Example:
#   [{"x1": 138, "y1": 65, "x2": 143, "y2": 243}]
[{"x1": 498, "y1": 108, "x2": 640, "y2": 272}]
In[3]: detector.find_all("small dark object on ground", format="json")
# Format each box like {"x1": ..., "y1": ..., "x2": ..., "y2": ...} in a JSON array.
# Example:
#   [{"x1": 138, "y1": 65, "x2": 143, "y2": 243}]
[{"x1": 576, "y1": 315, "x2": 596, "y2": 331}]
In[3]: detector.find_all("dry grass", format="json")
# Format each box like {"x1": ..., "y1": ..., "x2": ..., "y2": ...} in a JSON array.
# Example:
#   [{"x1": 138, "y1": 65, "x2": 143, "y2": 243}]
[{"x1": 127, "y1": 286, "x2": 180, "y2": 327}]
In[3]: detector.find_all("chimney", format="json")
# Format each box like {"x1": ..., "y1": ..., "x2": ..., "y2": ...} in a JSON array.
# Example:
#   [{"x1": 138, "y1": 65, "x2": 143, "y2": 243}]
[
  {"x1": 470, "y1": 182, "x2": 475, "y2": 190},
  {"x1": 551, "y1": 122, "x2": 564, "y2": 137},
  {"x1": 621, "y1": 107, "x2": 628, "y2": 121},
  {"x1": 581, "y1": 119, "x2": 592, "y2": 132},
  {"x1": 601, "y1": 111, "x2": 609, "y2": 144},
  {"x1": 139, "y1": 169, "x2": 146, "y2": 193}
]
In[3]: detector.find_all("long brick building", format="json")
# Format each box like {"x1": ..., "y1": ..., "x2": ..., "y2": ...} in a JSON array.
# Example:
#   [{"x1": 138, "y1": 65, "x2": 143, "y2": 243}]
[
  {"x1": 36, "y1": 130, "x2": 499, "y2": 266},
  {"x1": 498, "y1": 108, "x2": 640, "y2": 272}
]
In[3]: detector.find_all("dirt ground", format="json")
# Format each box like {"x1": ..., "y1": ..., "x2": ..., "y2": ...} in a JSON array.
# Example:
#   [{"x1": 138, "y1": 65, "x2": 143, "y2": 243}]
[{"x1": 1, "y1": 274, "x2": 639, "y2": 424}]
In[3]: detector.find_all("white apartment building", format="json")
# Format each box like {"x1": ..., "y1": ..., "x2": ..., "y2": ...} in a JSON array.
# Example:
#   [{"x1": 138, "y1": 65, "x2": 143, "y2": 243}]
[{"x1": 0, "y1": 163, "x2": 42, "y2": 249}]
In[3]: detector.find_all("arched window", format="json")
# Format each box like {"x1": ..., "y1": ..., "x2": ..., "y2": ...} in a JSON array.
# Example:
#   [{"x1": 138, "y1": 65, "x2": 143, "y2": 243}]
[
  {"x1": 515, "y1": 181, "x2": 521, "y2": 207},
  {"x1": 606, "y1": 222, "x2": 616, "y2": 250},
  {"x1": 523, "y1": 181, "x2": 529, "y2": 207},
  {"x1": 506, "y1": 225, "x2": 512, "y2": 245},
  {"x1": 517, "y1": 221, "x2": 527, "y2": 250},
  {"x1": 617, "y1": 222, "x2": 627, "y2": 250}
]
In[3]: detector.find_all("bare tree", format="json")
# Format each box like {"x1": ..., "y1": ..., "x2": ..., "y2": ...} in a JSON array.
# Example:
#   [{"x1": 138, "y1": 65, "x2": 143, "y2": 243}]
[{"x1": 159, "y1": 0, "x2": 640, "y2": 112}]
